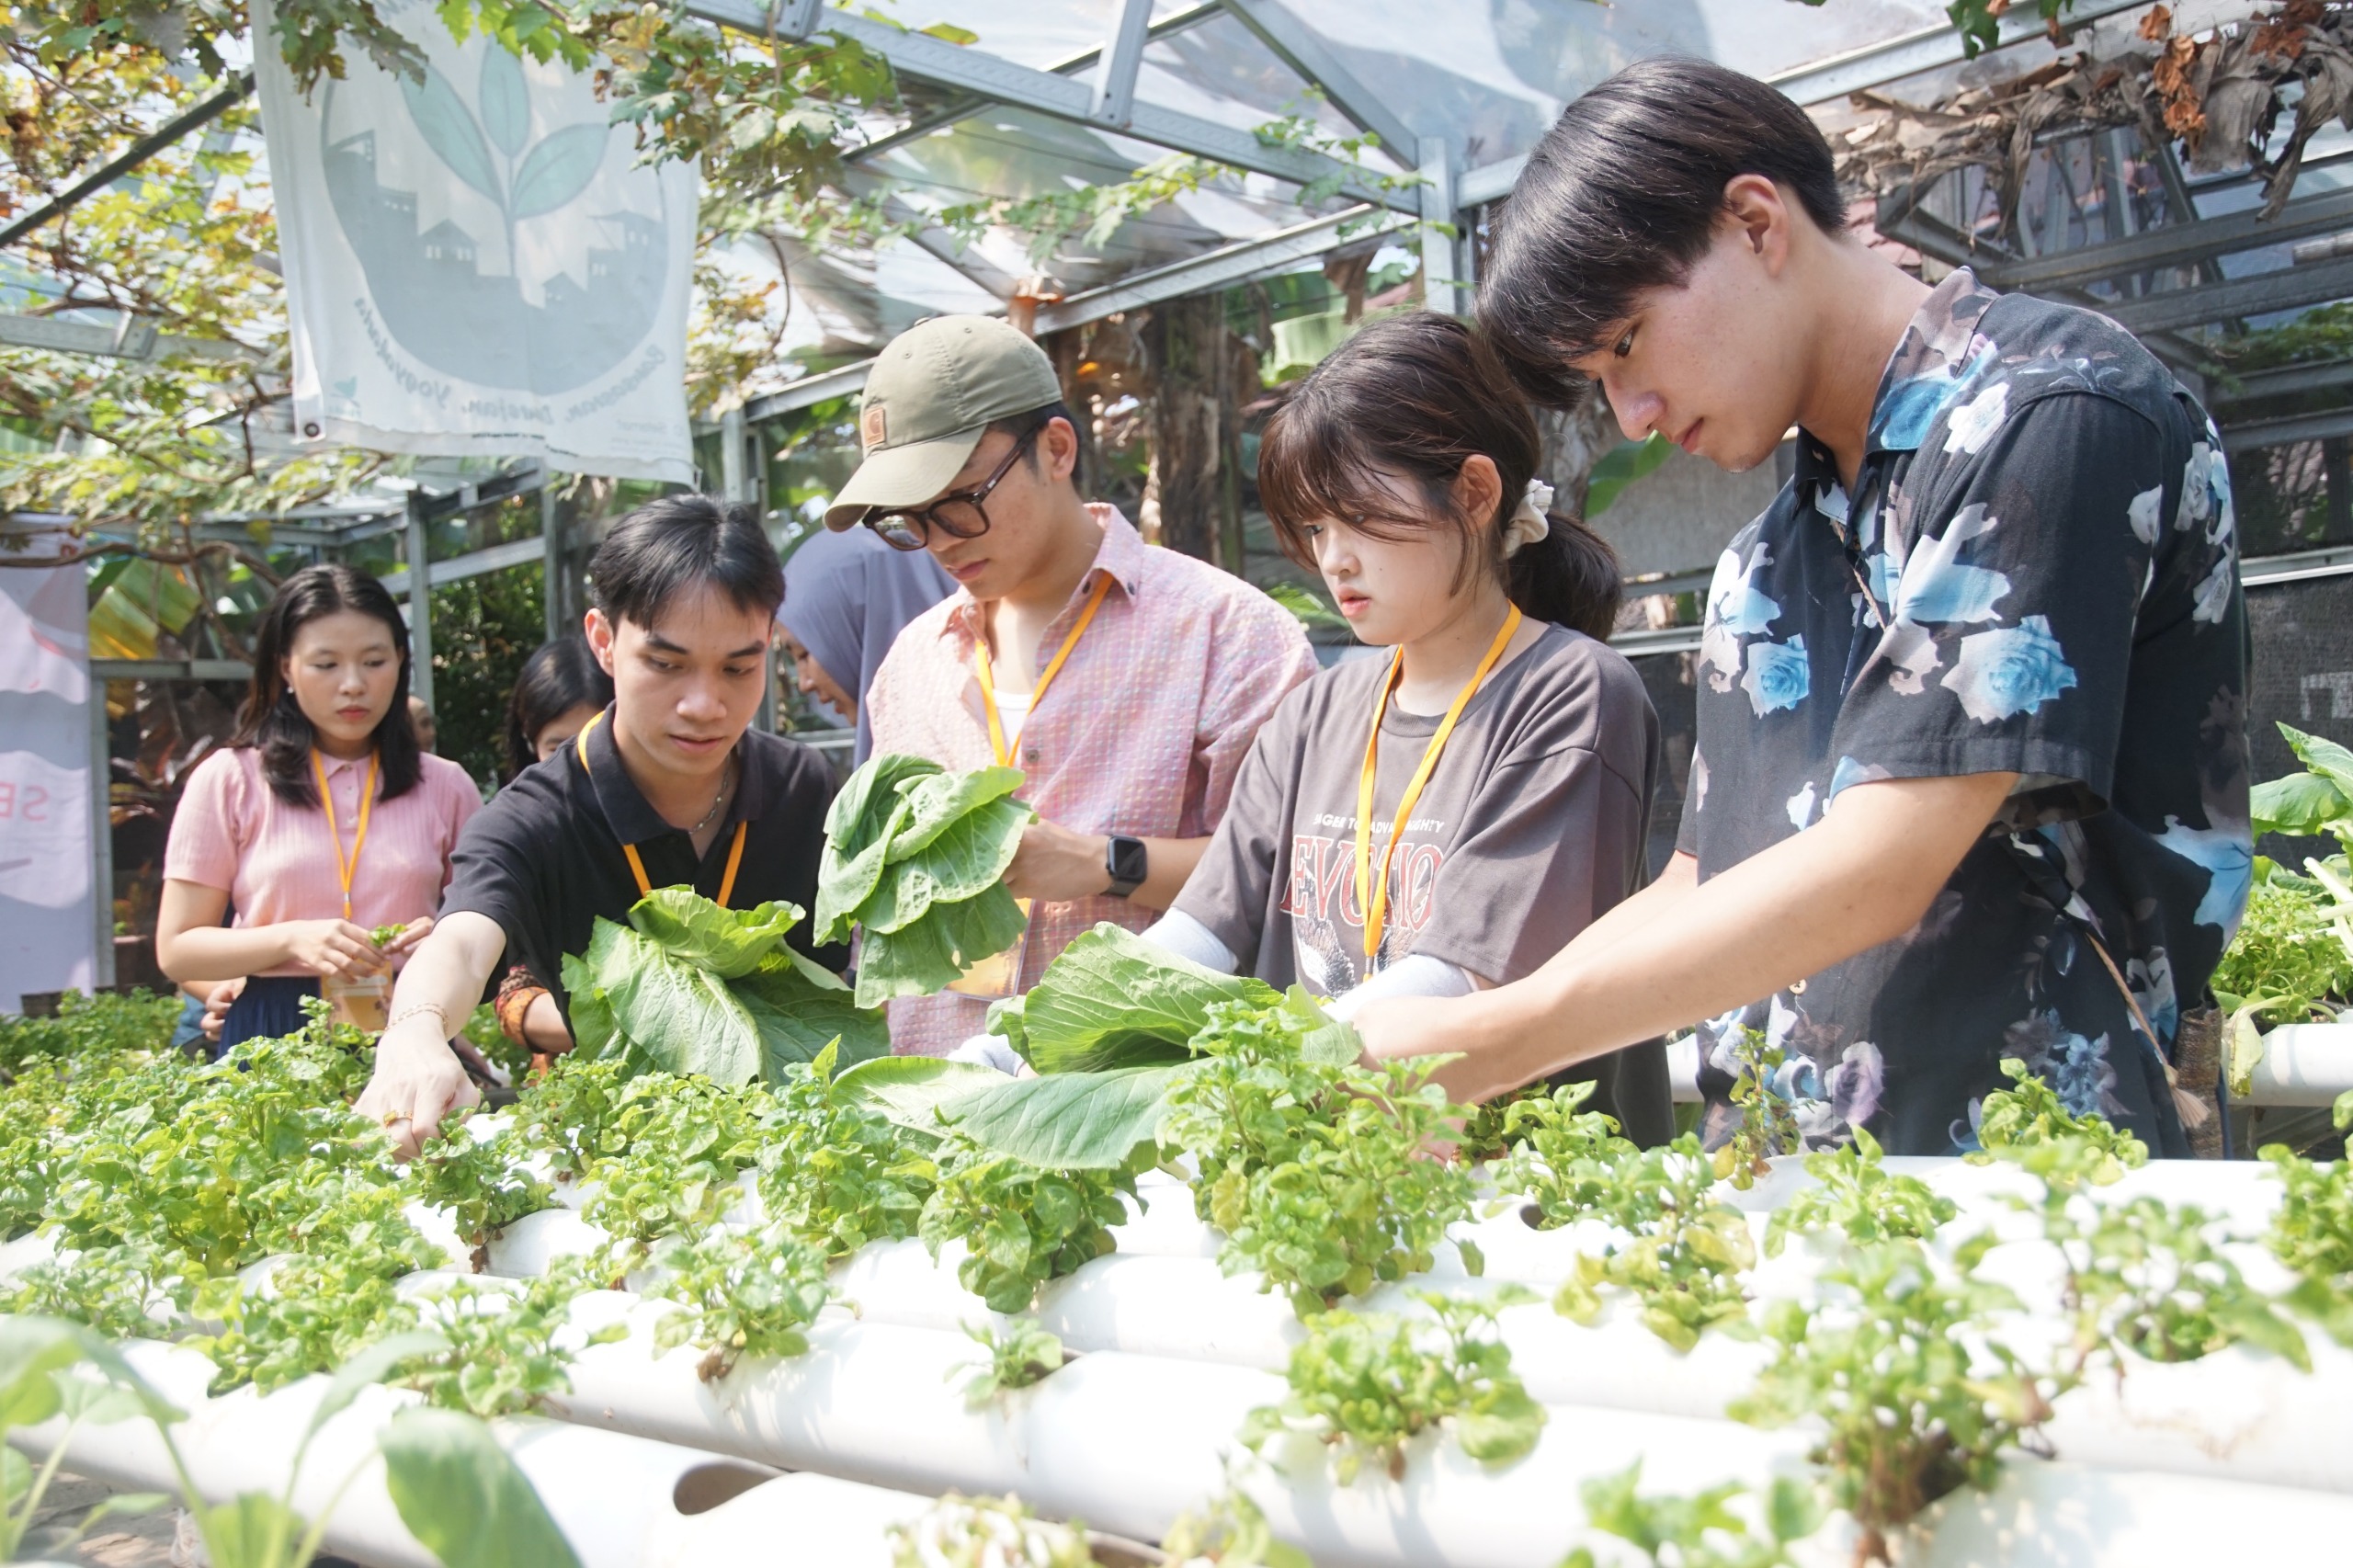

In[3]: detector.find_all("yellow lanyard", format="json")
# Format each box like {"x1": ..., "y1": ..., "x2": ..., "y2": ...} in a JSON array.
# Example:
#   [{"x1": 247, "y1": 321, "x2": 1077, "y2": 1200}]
[
  {"x1": 1353, "y1": 606, "x2": 1523, "y2": 963},
  {"x1": 311, "y1": 750, "x2": 379, "y2": 923},
  {"x1": 574, "y1": 712, "x2": 747, "y2": 907},
  {"x1": 972, "y1": 574, "x2": 1114, "y2": 768}
]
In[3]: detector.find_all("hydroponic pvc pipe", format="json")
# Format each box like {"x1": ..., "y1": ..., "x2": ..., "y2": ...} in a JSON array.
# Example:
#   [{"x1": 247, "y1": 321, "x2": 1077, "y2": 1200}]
[
  {"x1": 2243, "y1": 1023, "x2": 2353, "y2": 1108},
  {"x1": 8, "y1": 1337, "x2": 780, "y2": 1568},
  {"x1": 540, "y1": 1288, "x2": 1818, "y2": 1568},
  {"x1": 648, "y1": 1471, "x2": 937, "y2": 1567}
]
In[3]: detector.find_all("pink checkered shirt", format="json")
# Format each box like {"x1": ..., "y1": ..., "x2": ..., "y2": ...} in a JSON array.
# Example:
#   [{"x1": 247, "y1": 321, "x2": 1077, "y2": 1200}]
[{"x1": 866, "y1": 504, "x2": 1319, "y2": 1055}]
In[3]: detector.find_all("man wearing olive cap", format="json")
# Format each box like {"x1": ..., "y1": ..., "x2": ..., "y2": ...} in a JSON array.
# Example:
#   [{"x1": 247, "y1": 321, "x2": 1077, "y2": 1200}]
[{"x1": 832, "y1": 315, "x2": 1318, "y2": 1055}]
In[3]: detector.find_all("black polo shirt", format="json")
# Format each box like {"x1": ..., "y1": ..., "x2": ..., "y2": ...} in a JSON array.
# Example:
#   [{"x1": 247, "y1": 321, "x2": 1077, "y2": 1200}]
[{"x1": 443, "y1": 705, "x2": 847, "y2": 1022}]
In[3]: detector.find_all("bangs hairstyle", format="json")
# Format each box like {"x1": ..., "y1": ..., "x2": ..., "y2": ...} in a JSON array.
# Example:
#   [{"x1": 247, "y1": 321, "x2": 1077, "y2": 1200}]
[
  {"x1": 1258, "y1": 311, "x2": 1620, "y2": 642},
  {"x1": 233, "y1": 563, "x2": 422, "y2": 808},
  {"x1": 502, "y1": 636, "x2": 613, "y2": 780},
  {"x1": 1479, "y1": 57, "x2": 1847, "y2": 409},
  {"x1": 588, "y1": 494, "x2": 784, "y2": 630}
]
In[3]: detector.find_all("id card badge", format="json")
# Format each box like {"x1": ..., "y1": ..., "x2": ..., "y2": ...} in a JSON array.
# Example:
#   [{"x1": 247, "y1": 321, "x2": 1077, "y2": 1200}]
[{"x1": 947, "y1": 899, "x2": 1031, "y2": 998}]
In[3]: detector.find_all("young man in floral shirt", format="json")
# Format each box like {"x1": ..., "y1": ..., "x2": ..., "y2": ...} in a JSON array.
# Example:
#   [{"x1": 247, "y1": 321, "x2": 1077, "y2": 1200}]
[{"x1": 1353, "y1": 58, "x2": 2249, "y2": 1156}]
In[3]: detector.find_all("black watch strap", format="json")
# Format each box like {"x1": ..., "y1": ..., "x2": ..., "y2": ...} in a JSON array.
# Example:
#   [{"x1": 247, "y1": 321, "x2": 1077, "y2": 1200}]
[{"x1": 1105, "y1": 835, "x2": 1148, "y2": 899}]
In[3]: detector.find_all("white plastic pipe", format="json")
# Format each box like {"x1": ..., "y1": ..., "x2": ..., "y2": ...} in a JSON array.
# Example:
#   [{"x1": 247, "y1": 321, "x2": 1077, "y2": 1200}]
[
  {"x1": 8, "y1": 1337, "x2": 779, "y2": 1568},
  {"x1": 648, "y1": 1471, "x2": 937, "y2": 1567},
  {"x1": 540, "y1": 1288, "x2": 1818, "y2": 1568},
  {"x1": 2243, "y1": 1023, "x2": 2353, "y2": 1108}
]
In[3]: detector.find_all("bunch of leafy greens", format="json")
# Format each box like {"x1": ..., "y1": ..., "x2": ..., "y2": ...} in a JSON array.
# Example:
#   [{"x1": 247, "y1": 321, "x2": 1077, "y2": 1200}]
[
  {"x1": 756, "y1": 1042, "x2": 941, "y2": 1259},
  {"x1": 956, "y1": 1318, "x2": 1068, "y2": 1411},
  {"x1": 917, "y1": 1135, "x2": 1137, "y2": 1313},
  {"x1": 2265, "y1": 1090, "x2": 2353, "y2": 1345},
  {"x1": 2216, "y1": 723, "x2": 2353, "y2": 1090},
  {"x1": 1560, "y1": 1460, "x2": 1824, "y2": 1568},
  {"x1": 1546, "y1": 1136, "x2": 1758, "y2": 1352},
  {"x1": 562, "y1": 887, "x2": 885, "y2": 1085},
  {"x1": 647, "y1": 1222, "x2": 834, "y2": 1381},
  {"x1": 813, "y1": 756, "x2": 1035, "y2": 1007},
  {"x1": 1965, "y1": 1057, "x2": 2149, "y2": 1183},
  {"x1": 1728, "y1": 1241, "x2": 2052, "y2": 1568},
  {"x1": 1164, "y1": 1001, "x2": 1482, "y2": 1315},
  {"x1": 1486, "y1": 1078, "x2": 1639, "y2": 1221},
  {"x1": 1241, "y1": 1288, "x2": 1546, "y2": 1483},
  {"x1": 1764, "y1": 1127, "x2": 1956, "y2": 1256}
]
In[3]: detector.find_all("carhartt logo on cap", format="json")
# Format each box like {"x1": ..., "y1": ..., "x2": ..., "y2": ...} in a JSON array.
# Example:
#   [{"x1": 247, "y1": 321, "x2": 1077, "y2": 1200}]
[{"x1": 860, "y1": 404, "x2": 889, "y2": 449}]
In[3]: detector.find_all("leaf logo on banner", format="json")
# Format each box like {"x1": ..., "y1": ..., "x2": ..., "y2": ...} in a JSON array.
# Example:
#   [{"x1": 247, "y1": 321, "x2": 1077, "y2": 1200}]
[{"x1": 398, "y1": 48, "x2": 608, "y2": 237}]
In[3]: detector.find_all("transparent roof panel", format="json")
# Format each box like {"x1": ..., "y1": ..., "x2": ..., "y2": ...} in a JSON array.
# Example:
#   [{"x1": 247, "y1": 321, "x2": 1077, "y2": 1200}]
[{"x1": 772, "y1": 0, "x2": 2083, "y2": 378}]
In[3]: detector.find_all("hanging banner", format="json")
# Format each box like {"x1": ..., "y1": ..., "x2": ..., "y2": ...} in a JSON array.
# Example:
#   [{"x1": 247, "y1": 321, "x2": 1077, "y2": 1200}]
[
  {"x1": 253, "y1": 0, "x2": 697, "y2": 482},
  {"x1": 0, "y1": 562, "x2": 97, "y2": 1011}
]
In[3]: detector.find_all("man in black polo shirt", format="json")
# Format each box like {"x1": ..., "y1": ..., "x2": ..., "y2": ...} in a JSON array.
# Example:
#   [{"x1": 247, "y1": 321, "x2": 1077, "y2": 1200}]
[{"x1": 358, "y1": 495, "x2": 841, "y2": 1156}]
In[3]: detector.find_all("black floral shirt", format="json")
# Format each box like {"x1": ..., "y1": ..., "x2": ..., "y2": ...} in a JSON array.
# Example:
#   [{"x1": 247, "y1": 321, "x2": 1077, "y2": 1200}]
[{"x1": 1681, "y1": 268, "x2": 2251, "y2": 1158}]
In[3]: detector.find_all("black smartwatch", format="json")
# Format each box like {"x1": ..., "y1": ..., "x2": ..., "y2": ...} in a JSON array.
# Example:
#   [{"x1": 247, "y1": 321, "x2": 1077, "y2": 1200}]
[{"x1": 1105, "y1": 835, "x2": 1148, "y2": 898}]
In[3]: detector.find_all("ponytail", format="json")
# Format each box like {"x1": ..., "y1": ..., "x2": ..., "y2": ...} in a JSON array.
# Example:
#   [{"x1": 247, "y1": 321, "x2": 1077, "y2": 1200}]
[{"x1": 1508, "y1": 512, "x2": 1620, "y2": 642}]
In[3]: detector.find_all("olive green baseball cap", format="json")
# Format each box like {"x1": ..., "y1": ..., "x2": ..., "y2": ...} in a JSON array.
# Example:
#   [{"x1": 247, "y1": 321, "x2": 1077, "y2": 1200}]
[{"x1": 823, "y1": 315, "x2": 1063, "y2": 529}]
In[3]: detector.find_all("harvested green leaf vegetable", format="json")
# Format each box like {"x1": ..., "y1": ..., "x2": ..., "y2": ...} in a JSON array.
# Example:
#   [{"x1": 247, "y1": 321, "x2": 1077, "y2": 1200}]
[
  {"x1": 813, "y1": 755, "x2": 1035, "y2": 1006},
  {"x1": 561, "y1": 887, "x2": 886, "y2": 1085}
]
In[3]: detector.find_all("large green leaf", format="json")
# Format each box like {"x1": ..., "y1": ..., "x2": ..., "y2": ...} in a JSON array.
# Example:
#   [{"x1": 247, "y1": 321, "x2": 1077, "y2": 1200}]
[
  {"x1": 940, "y1": 1062, "x2": 1197, "y2": 1168},
  {"x1": 733, "y1": 951, "x2": 890, "y2": 1074},
  {"x1": 2282, "y1": 722, "x2": 2353, "y2": 805},
  {"x1": 1020, "y1": 924, "x2": 1281, "y2": 1074},
  {"x1": 885, "y1": 766, "x2": 1026, "y2": 861},
  {"x1": 0, "y1": 1315, "x2": 88, "y2": 1429},
  {"x1": 304, "y1": 1330, "x2": 450, "y2": 1446},
  {"x1": 857, "y1": 797, "x2": 1032, "y2": 934},
  {"x1": 852, "y1": 885, "x2": 1029, "y2": 1008},
  {"x1": 559, "y1": 950, "x2": 621, "y2": 1062},
  {"x1": 381, "y1": 1407, "x2": 583, "y2": 1568},
  {"x1": 628, "y1": 890, "x2": 799, "y2": 979},
  {"x1": 197, "y1": 1493, "x2": 309, "y2": 1568},
  {"x1": 823, "y1": 754, "x2": 942, "y2": 853},
  {"x1": 2252, "y1": 770, "x2": 2352, "y2": 838},
  {"x1": 832, "y1": 1055, "x2": 1001, "y2": 1135},
  {"x1": 593, "y1": 926, "x2": 761, "y2": 1085}
]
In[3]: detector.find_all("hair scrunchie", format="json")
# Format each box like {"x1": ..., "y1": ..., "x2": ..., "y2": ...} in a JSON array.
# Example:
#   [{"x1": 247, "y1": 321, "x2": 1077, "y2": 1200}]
[{"x1": 1503, "y1": 477, "x2": 1555, "y2": 556}]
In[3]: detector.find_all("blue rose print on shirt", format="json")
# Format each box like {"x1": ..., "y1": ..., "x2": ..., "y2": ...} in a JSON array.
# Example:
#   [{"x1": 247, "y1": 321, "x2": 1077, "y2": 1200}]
[
  {"x1": 1893, "y1": 503, "x2": 2013, "y2": 626},
  {"x1": 1941, "y1": 615, "x2": 2078, "y2": 723},
  {"x1": 1742, "y1": 636, "x2": 1810, "y2": 717},
  {"x1": 2154, "y1": 813, "x2": 2254, "y2": 939},
  {"x1": 2006, "y1": 1007, "x2": 2123, "y2": 1119}
]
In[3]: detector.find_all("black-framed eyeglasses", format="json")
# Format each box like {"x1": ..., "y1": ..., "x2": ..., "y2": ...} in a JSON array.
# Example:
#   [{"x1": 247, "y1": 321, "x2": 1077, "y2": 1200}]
[{"x1": 861, "y1": 416, "x2": 1048, "y2": 552}]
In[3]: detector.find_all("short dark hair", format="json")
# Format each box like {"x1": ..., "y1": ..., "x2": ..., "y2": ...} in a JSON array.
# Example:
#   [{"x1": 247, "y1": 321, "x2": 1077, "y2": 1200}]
[
  {"x1": 502, "y1": 636, "x2": 613, "y2": 780},
  {"x1": 1479, "y1": 58, "x2": 1848, "y2": 409},
  {"x1": 984, "y1": 401, "x2": 1077, "y2": 475},
  {"x1": 233, "y1": 563, "x2": 424, "y2": 807},
  {"x1": 587, "y1": 494, "x2": 783, "y2": 630},
  {"x1": 1257, "y1": 311, "x2": 1620, "y2": 641}
]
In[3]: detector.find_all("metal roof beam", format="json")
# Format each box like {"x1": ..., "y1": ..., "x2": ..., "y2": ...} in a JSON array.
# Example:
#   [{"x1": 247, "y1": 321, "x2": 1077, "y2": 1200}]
[
  {"x1": 2100, "y1": 253, "x2": 2353, "y2": 335},
  {"x1": 743, "y1": 204, "x2": 1412, "y2": 424},
  {"x1": 1454, "y1": 0, "x2": 2150, "y2": 211},
  {"x1": 1983, "y1": 182, "x2": 2353, "y2": 291},
  {"x1": 1089, "y1": 0, "x2": 1156, "y2": 131},
  {"x1": 2213, "y1": 358, "x2": 2353, "y2": 405},
  {"x1": 0, "y1": 73, "x2": 253, "y2": 249},
  {"x1": 380, "y1": 532, "x2": 547, "y2": 597},
  {"x1": 719, "y1": 0, "x2": 1417, "y2": 212},
  {"x1": 2220, "y1": 405, "x2": 2353, "y2": 452},
  {"x1": 0, "y1": 312, "x2": 255, "y2": 363},
  {"x1": 850, "y1": 2, "x2": 1223, "y2": 165},
  {"x1": 1215, "y1": 0, "x2": 1417, "y2": 170}
]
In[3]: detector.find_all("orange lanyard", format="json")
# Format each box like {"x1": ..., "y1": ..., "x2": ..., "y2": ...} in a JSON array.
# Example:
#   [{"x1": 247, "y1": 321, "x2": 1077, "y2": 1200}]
[
  {"x1": 311, "y1": 750, "x2": 378, "y2": 923},
  {"x1": 574, "y1": 711, "x2": 747, "y2": 907},
  {"x1": 1354, "y1": 606, "x2": 1522, "y2": 963},
  {"x1": 972, "y1": 574, "x2": 1113, "y2": 768}
]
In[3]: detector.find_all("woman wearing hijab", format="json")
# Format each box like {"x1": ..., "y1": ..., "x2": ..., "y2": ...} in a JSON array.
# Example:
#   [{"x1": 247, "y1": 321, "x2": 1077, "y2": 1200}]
[{"x1": 777, "y1": 523, "x2": 954, "y2": 766}]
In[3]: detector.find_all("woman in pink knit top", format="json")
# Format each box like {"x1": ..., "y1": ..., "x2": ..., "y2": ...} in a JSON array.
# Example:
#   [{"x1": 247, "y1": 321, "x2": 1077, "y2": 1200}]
[{"x1": 156, "y1": 565, "x2": 480, "y2": 1051}]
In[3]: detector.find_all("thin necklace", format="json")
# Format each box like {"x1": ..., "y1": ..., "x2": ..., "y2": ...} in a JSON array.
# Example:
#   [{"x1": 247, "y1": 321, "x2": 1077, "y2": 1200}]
[{"x1": 688, "y1": 757, "x2": 734, "y2": 834}]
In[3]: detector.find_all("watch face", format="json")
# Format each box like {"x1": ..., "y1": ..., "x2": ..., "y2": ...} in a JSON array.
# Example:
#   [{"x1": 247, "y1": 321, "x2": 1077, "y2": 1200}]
[{"x1": 1108, "y1": 835, "x2": 1149, "y2": 884}]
